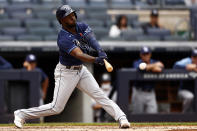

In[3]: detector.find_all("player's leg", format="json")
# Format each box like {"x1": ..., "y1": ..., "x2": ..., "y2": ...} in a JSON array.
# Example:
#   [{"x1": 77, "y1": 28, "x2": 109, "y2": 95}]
[
  {"x1": 178, "y1": 89, "x2": 194, "y2": 112},
  {"x1": 131, "y1": 87, "x2": 144, "y2": 114},
  {"x1": 77, "y1": 66, "x2": 130, "y2": 128},
  {"x1": 145, "y1": 91, "x2": 158, "y2": 114},
  {"x1": 14, "y1": 63, "x2": 79, "y2": 128}
]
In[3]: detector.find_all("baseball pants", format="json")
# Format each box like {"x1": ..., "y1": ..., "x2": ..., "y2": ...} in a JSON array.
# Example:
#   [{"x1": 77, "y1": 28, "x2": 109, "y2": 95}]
[
  {"x1": 16, "y1": 63, "x2": 125, "y2": 121},
  {"x1": 178, "y1": 89, "x2": 194, "y2": 112},
  {"x1": 131, "y1": 87, "x2": 158, "y2": 114}
]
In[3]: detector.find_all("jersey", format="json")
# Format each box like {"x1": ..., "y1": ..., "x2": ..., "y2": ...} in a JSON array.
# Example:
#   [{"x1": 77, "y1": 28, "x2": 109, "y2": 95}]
[
  {"x1": 0, "y1": 56, "x2": 13, "y2": 69},
  {"x1": 57, "y1": 22, "x2": 93, "y2": 66},
  {"x1": 173, "y1": 57, "x2": 194, "y2": 93},
  {"x1": 133, "y1": 59, "x2": 157, "y2": 90}
]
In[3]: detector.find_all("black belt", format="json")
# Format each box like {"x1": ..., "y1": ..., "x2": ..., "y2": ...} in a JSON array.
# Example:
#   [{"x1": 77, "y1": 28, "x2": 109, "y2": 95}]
[
  {"x1": 135, "y1": 87, "x2": 153, "y2": 92},
  {"x1": 65, "y1": 65, "x2": 82, "y2": 70}
]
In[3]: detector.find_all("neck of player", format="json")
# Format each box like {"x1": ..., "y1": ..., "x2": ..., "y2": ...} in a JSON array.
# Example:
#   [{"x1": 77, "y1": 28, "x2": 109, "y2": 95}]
[{"x1": 62, "y1": 25, "x2": 77, "y2": 35}]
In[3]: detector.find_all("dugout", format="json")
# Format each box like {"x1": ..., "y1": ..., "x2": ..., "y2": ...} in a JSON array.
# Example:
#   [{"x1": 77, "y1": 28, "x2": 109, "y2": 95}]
[{"x1": 0, "y1": 41, "x2": 196, "y2": 123}]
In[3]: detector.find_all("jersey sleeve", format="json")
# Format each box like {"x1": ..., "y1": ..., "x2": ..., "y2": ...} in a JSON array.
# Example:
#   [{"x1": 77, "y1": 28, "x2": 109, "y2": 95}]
[
  {"x1": 173, "y1": 58, "x2": 189, "y2": 69},
  {"x1": 133, "y1": 60, "x2": 140, "y2": 69},
  {"x1": 58, "y1": 33, "x2": 77, "y2": 54},
  {"x1": 79, "y1": 23, "x2": 102, "y2": 51}
]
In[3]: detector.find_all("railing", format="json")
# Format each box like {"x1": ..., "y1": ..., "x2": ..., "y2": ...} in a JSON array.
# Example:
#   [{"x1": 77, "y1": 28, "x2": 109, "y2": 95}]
[
  {"x1": 0, "y1": 69, "x2": 41, "y2": 123},
  {"x1": 116, "y1": 69, "x2": 197, "y2": 122}
]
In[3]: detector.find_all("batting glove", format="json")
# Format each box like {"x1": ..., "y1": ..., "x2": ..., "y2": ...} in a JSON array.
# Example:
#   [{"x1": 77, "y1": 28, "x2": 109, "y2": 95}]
[
  {"x1": 94, "y1": 56, "x2": 107, "y2": 65},
  {"x1": 98, "y1": 49, "x2": 107, "y2": 59}
]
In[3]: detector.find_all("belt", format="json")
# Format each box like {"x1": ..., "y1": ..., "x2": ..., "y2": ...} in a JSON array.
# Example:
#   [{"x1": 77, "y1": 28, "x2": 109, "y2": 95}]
[
  {"x1": 65, "y1": 65, "x2": 82, "y2": 70},
  {"x1": 135, "y1": 87, "x2": 153, "y2": 92}
]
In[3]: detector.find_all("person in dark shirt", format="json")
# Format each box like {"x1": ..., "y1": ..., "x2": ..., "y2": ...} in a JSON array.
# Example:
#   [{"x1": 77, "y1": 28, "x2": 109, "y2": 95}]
[
  {"x1": 173, "y1": 49, "x2": 197, "y2": 112},
  {"x1": 131, "y1": 46, "x2": 164, "y2": 114},
  {"x1": 142, "y1": 9, "x2": 162, "y2": 34},
  {"x1": 0, "y1": 56, "x2": 13, "y2": 69},
  {"x1": 23, "y1": 54, "x2": 49, "y2": 102}
]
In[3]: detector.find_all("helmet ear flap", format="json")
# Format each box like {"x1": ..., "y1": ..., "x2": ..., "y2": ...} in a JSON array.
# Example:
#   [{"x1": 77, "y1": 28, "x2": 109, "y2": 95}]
[{"x1": 74, "y1": 12, "x2": 77, "y2": 19}]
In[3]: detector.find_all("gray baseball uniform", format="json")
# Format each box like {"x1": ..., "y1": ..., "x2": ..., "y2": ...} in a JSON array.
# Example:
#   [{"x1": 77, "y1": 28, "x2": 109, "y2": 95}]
[{"x1": 14, "y1": 22, "x2": 126, "y2": 122}]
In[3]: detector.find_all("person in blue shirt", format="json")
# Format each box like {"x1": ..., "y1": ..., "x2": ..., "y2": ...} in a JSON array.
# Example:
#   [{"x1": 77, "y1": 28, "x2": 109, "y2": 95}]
[
  {"x1": 173, "y1": 49, "x2": 197, "y2": 112},
  {"x1": 0, "y1": 56, "x2": 13, "y2": 69},
  {"x1": 14, "y1": 5, "x2": 130, "y2": 129},
  {"x1": 131, "y1": 46, "x2": 164, "y2": 114},
  {"x1": 23, "y1": 54, "x2": 49, "y2": 103}
]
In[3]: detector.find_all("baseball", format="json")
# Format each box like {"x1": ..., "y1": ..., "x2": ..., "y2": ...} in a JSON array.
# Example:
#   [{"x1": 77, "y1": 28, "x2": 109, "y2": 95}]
[{"x1": 139, "y1": 62, "x2": 147, "y2": 70}]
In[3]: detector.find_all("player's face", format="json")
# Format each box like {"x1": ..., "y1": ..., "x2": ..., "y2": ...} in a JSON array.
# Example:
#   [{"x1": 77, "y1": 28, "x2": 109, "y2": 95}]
[
  {"x1": 140, "y1": 53, "x2": 151, "y2": 63},
  {"x1": 61, "y1": 12, "x2": 76, "y2": 28}
]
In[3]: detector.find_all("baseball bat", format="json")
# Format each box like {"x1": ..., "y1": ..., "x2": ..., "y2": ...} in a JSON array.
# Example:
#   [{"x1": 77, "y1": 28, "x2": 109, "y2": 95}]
[{"x1": 104, "y1": 59, "x2": 113, "y2": 72}]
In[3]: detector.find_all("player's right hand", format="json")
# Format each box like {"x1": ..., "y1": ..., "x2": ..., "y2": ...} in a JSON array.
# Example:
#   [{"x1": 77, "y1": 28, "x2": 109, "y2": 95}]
[{"x1": 94, "y1": 56, "x2": 106, "y2": 65}]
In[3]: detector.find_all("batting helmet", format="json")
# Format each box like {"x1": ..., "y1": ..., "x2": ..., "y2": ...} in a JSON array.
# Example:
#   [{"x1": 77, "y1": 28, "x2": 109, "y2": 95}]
[{"x1": 56, "y1": 5, "x2": 77, "y2": 24}]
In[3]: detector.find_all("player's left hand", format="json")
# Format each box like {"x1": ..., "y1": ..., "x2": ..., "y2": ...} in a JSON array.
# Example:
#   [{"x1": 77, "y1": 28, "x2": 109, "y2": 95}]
[
  {"x1": 95, "y1": 56, "x2": 106, "y2": 65},
  {"x1": 98, "y1": 49, "x2": 107, "y2": 59}
]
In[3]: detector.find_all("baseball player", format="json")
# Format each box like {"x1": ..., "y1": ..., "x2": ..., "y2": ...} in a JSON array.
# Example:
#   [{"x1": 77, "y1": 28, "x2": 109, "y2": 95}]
[
  {"x1": 173, "y1": 49, "x2": 197, "y2": 112},
  {"x1": 131, "y1": 46, "x2": 164, "y2": 114},
  {"x1": 14, "y1": 5, "x2": 130, "y2": 129}
]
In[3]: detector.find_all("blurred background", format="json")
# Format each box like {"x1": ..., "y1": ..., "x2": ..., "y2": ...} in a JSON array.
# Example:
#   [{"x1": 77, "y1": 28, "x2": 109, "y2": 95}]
[{"x1": 1, "y1": 0, "x2": 197, "y2": 123}]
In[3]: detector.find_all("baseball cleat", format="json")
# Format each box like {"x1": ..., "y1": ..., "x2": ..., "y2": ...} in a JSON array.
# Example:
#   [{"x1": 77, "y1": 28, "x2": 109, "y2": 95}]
[
  {"x1": 14, "y1": 110, "x2": 24, "y2": 128},
  {"x1": 119, "y1": 117, "x2": 130, "y2": 129}
]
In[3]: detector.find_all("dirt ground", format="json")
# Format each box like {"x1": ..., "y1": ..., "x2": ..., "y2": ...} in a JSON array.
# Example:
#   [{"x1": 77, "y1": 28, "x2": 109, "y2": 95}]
[{"x1": 1, "y1": 126, "x2": 197, "y2": 131}]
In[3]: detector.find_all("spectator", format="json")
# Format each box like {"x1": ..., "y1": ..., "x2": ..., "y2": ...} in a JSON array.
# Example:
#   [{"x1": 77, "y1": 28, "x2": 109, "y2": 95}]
[
  {"x1": 142, "y1": 9, "x2": 162, "y2": 34},
  {"x1": 23, "y1": 54, "x2": 49, "y2": 104},
  {"x1": 109, "y1": 15, "x2": 132, "y2": 38},
  {"x1": 0, "y1": 56, "x2": 13, "y2": 69},
  {"x1": 184, "y1": 0, "x2": 197, "y2": 6},
  {"x1": 173, "y1": 49, "x2": 197, "y2": 113},
  {"x1": 131, "y1": 46, "x2": 164, "y2": 114},
  {"x1": 92, "y1": 73, "x2": 117, "y2": 122}
]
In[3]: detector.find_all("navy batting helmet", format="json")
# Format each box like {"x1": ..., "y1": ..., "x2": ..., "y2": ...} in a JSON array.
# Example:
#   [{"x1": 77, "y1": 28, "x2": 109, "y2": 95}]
[{"x1": 56, "y1": 5, "x2": 77, "y2": 24}]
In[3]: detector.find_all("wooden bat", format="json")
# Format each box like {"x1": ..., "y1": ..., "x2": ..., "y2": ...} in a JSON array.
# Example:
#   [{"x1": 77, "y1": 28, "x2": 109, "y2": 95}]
[{"x1": 104, "y1": 59, "x2": 113, "y2": 72}]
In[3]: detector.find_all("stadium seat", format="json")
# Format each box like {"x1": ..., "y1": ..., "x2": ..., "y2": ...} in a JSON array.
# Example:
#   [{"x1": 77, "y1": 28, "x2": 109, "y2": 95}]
[
  {"x1": 0, "y1": 12, "x2": 8, "y2": 19},
  {"x1": 87, "y1": 12, "x2": 109, "y2": 21},
  {"x1": 110, "y1": 0, "x2": 132, "y2": 9},
  {"x1": 131, "y1": 21, "x2": 146, "y2": 28},
  {"x1": 5, "y1": 3, "x2": 32, "y2": 12},
  {"x1": 10, "y1": 11, "x2": 33, "y2": 20},
  {"x1": 67, "y1": 0, "x2": 87, "y2": 9},
  {"x1": 0, "y1": 35, "x2": 14, "y2": 41},
  {"x1": 25, "y1": 19, "x2": 50, "y2": 28},
  {"x1": 35, "y1": 11, "x2": 56, "y2": 21},
  {"x1": 52, "y1": 20, "x2": 61, "y2": 33},
  {"x1": 2, "y1": 27, "x2": 26, "y2": 37},
  {"x1": 44, "y1": 35, "x2": 57, "y2": 41},
  {"x1": 164, "y1": 0, "x2": 185, "y2": 5},
  {"x1": 0, "y1": 19, "x2": 21, "y2": 28},
  {"x1": 88, "y1": 0, "x2": 108, "y2": 8},
  {"x1": 77, "y1": 13, "x2": 86, "y2": 22},
  {"x1": 136, "y1": 35, "x2": 160, "y2": 41},
  {"x1": 122, "y1": 28, "x2": 144, "y2": 41},
  {"x1": 164, "y1": 35, "x2": 188, "y2": 41},
  {"x1": 147, "y1": 28, "x2": 171, "y2": 40},
  {"x1": 17, "y1": 34, "x2": 42, "y2": 41},
  {"x1": 84, "y1": 19, "x2": 104, "y2": 28},
  {"x1": 0, "y1": 0, "x2": 8, "y2": 7},
  {"x1": 92, "y1": 27, "x2": 108, "y2": 40},
  {"x1": 28, "y1": 27, "x2": 55, "y2": 37}
]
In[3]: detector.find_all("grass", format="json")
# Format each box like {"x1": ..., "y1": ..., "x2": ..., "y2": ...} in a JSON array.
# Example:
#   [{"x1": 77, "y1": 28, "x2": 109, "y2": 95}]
[{"x1": 1, "y1": 122, "x2": 197, "y2": 127}]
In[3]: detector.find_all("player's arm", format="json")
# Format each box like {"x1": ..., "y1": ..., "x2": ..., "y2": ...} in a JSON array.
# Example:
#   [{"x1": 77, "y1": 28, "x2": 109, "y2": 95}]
[
  {"x1": 146, "y1": 61, "x2": 164, "y2": 73},
  {"x1": 42, "y1": 77, "x2": 49, "y2": 100},
  {"x1": 70, "y1": 47, "x2": 96, "y2": 63}
]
